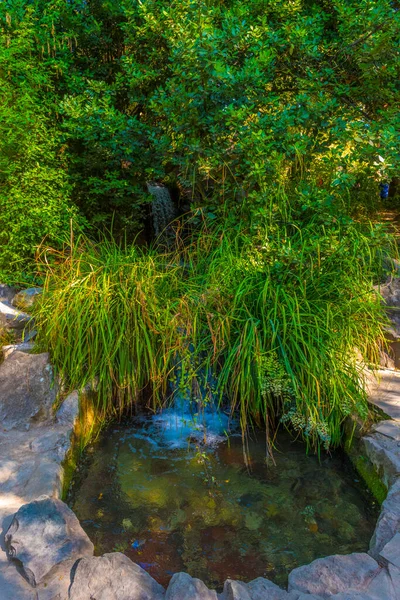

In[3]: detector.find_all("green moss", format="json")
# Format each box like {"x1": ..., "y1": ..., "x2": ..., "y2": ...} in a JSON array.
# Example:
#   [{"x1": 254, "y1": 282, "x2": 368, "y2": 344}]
[
  {"x1": 344, "y1": 414, "x2": 388, "y2": 505},
  {"x1": 354, "y1": 455, "x2": 387, "y2": 505}
]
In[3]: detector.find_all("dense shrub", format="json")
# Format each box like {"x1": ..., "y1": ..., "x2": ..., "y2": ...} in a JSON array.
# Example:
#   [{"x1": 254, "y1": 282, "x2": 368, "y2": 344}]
[{"x1": 34, "y1": 208, "x2": 393, "y2": 450}]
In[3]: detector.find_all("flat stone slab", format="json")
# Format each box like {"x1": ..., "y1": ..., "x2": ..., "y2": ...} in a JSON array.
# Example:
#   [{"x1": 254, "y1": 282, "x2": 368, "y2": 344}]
[
  {"x1": 0, "y1": 421, "x2": 74, "y2": 508},
  {"x1": 0, "y1": 351, "x2": 57, "y2": 431},
  {"x1": 380, "y1": 533, "x2": 400, "y2": 569},
  {"x1": 5, "y1": 496, "x2": 94, "y2": 587},
  {"x1": 373, "y1": 420, "x2": 400, "y2": 442},
  {"x1": 367, "y1": 370, "x2": 400, "y2": 420}
]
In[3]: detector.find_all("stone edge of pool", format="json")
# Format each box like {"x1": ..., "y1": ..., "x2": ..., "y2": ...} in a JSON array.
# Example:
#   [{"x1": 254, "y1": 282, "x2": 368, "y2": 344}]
[{"x1": 1, "y1": 350, "x2": 400, "y2": 599}]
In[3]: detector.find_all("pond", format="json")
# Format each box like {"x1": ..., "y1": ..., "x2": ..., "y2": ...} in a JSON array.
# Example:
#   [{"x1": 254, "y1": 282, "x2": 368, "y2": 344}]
[{"x1": 68, "y1": 411, "x2": 378, "y2": 591}]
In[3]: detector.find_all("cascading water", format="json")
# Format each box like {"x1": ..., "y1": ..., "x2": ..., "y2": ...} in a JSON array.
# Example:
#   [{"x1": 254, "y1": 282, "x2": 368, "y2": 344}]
[{"x1": 147, "y1": 183, "x2": 176, "y2": 240}]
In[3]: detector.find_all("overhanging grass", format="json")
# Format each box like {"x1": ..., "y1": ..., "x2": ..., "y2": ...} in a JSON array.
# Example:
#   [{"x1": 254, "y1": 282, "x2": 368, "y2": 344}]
[{"x1": 34, "y1": 217, "x2": 391, "y2": 450}]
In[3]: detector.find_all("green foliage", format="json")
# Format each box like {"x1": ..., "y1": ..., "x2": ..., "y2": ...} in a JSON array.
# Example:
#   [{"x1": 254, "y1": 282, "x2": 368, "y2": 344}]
[
  {"x1": 0, "y1": 3, "x2": 84, "y2": 282},
  {"x1": 1, "y1": 0, "x2": 399, "y2": 445},
  {"x1": 34, "y1": 210, "x2": 392, "y2": 450},
  {"x1": 2, "y1": 0, "x2": 399, "y2": 240}
]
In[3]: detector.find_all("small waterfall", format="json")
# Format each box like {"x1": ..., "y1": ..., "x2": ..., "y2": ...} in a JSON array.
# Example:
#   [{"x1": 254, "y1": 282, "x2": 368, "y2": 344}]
[{"x1": 147, "y1": 183, "x2": 176, "y2": 240}]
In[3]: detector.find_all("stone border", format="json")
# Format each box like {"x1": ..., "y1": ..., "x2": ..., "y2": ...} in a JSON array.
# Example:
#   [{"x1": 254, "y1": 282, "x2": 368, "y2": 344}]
[
  {"x1": 1, "y1": 382, "x2": 400, "y2": 598},
  {"x1": 0, "y1": 286, "x2": 400, "y2": 598}
]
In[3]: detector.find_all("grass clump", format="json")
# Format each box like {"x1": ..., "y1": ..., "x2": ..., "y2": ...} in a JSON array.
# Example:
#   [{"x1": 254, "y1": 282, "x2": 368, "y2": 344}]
[{"x1": 34, "y1": 215, "x2": 391, "y2": 451}]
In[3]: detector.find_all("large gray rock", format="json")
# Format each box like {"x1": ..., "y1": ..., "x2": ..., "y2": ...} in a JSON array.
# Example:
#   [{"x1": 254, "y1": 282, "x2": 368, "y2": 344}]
[
  {"x1": 370, "y1": 479, "x2": 400, "y2": 559},
  {"x1": 288, "y1": 553, "x2": 380, "y2": 599},
  {"x1": 12, "y1": 287, "x2": 43, "y2": 311},
  {"x1": 68, "y1": 553, "x2": 165, "y2": 600},
  {"x1": 5, "y1": 497, "x2": 94, "y2": 587},
  {"x1": 166, "y1": 572, "x2": 217, "y2": 599},
  {"x1": 0, "y1": 351, "x2": 57, "y2": 430}
]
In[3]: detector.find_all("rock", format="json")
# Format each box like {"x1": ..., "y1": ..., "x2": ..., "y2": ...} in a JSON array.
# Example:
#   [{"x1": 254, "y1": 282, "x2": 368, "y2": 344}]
[
  {"x1": 36, "y1": 558, "x2": 78, "y2": 600},
  {"x1": 0, "y1": 351, "x2": 57, "y2": 431},
  {"x1": 0, "y1": 284, "x2": 18, "y2": 304},
  {"x1": 0, "y1": 410, "x2": 78, "y2": 511},
  {"x1": 166, "y1": 572, "x2": 217, "y2": 599},
  {"x1": 68, "y1": 553, "x2": 165, "y2": 600},
  {"x1": 0, "y1": 300, "x2": 32, "y2": 330},
  {"x1": 12, "y1": 287, "x2": 43, "y2": 311},
  {"x1": 5, "y1": 496, "x2": 94, "y2": 587},
  {"x1": 379, "y1": 278, "x2": 400, "y2": 338},
  {"x1": 370, "y1": 479, "x2": 400, "y2": 559},
  {"x1": 329, "y1": 567, "x2": 396, "y2": 599},
  {"x1": 56, "y1": 391, "x2": 79, "y2": 429},
  {"x1": 222, "y1": 580, "x2": 252, "y2": 600},
  {"x1": 380, "y1": 533, "x2": 400, "y2": 569},
  {"x1": 288, "y1": 553, "x2": 380, "y2": 599},
  {"x1": 387, "y1": 564, "x2": 400, "y2": 600},
  {"x1": 363, "y1": 434, "x2": 400, "y2": 488},
  {"x1": 372, "y1": 421, "x2": 400, "y2": 442},
  {"x1": 247, "y1": 578, "x2": 300, "y2": 599},
  {"x1": 2, "y1": 341, "x2": 34, "y2": 360}
]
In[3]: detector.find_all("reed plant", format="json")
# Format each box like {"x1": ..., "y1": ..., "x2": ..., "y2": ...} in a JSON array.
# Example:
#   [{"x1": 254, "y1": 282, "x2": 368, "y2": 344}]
[{"x1": 34, "y1": 214, "x2": 392, "y2": 450}]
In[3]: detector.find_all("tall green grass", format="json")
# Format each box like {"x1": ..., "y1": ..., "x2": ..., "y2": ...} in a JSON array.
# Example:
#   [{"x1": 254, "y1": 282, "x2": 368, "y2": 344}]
[{"x1": 34, "y1": 217, "x2": 391, "y2": 450}]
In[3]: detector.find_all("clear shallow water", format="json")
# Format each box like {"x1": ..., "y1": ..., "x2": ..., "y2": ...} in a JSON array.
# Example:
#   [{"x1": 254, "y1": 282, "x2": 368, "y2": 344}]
[{"x1": 68, "y1": 417, "x2": 378, "y2": 590}]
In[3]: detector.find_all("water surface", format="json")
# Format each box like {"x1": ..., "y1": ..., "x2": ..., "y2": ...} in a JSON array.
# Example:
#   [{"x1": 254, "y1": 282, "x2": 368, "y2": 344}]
[{"x1": 68, "y1": 419, "x2": 378, "y2": 590}]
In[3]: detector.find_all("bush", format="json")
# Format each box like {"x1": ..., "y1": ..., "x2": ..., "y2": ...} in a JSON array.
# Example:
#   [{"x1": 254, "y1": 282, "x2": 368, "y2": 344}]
[{"x1": 34, "y1": 208, "x2": 392, "y2": 450}]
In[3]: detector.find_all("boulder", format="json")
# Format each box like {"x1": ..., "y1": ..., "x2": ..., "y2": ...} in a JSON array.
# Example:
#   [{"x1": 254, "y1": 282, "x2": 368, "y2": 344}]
[
  {"x1": 247, "y1": 577, "x2": 300, "y2": 599},
  {"x1": 0, "y1": 351, "x2": 57, "y2": 430},
  {"x1": 5, "y1": 497, "x2": 94, "y2": 587},
  {"x1": 68, "y1": 553, "x2": 165, "y2": 600},
  {"x1": 370, "y1": 481, "x2": 400, "y2": 559},
  {"x1": 12, "y1": 287, "x2": 43, "y2": 311},
  {"x1": 288, "y1": 553, "x2": 380, "y2": 599},
  {"x1": 222, "y1": 580, "x2": 252, "y2": 600},
  {"x1": 166, "y1": 572, "x2": 217, "y2": 599}
]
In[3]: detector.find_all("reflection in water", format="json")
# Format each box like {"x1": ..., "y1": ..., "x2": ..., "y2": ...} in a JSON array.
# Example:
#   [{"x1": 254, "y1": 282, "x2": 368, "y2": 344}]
[{"x1": 69, "y1": 415, "x2": 378, "y2": 590}]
